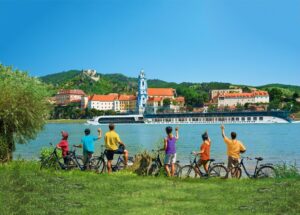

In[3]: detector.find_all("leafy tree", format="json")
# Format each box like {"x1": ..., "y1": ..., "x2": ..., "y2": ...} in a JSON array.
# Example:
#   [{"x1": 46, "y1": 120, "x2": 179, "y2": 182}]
[
  {"x1": 0, "y1": 65, "x2": 51, "y2": 162},
  {"x1": 268, "y1": 88, "x2": 283, "y2": 101},
  {"x1": 163, "y1": 98, "x2": 171, "y2": 107},
  {"x1": 236, "y1": 103, "x2": 244, "y2": 111},
  {"x1": 208, "y1": 104, "x2": 218, "y2": 112}
]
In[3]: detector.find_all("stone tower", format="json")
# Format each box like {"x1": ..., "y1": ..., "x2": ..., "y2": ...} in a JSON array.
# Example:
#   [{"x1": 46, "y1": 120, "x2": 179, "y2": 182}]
[{"x1": 136, "y1": 70, "x2": 148, "y2": 114}]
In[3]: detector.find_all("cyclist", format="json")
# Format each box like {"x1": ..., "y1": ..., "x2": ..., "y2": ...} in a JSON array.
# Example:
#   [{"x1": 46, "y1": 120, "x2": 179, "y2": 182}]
[
  {"x1": 161, "y1": 126, "x2": 179, "y2": 177},
  {"x1": 193, "y1": 131, "x2": 211, "y2": 174},
  {"x1": 75, "y1": 128, "x2": 102, "y2": 170},
  {"x1": 56, "y1": 131, "x2": 69, "y2": 165},
  {"x1": 104, "y1": 123, "x2": 128, "y2": 174},
  {"x1": 221, "y1": 124, "x2": 246, "y2": 171}
]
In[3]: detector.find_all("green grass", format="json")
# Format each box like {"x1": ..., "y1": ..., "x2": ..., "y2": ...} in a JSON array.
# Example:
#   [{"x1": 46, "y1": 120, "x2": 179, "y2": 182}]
[
  {"x1": 0, "y1": 161, "x2": 299, "y2": 215},
  {"x1": 46, "y1": 119, "x2": 87, "y2": 124}
]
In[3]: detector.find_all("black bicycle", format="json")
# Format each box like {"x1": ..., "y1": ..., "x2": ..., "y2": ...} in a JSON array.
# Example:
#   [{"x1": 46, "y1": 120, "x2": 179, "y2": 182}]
[
  {"x1": 179, "y1": 153, "x2": 227, "y2": 179},
  {"x1": 40, "y1": 143, "x2": 82, "y2": 170},
  {"x1": 229, "y1": 156, "x2": 276, "y2": 179},
  {"x1": 76, "y1": 145, "x2": 134, "y2": 173},
  {"x1": 147, "y1": 150, "x2": 181, "y2": 176}
]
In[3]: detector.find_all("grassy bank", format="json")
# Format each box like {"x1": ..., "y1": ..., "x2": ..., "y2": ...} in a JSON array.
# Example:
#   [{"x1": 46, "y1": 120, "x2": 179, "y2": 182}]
[
  {"x1": 0, "y1": 161, "x2": 299, "y2": 215},
  {"x1": 46, "y1": 119, "x2": 87, "y2": 124}
]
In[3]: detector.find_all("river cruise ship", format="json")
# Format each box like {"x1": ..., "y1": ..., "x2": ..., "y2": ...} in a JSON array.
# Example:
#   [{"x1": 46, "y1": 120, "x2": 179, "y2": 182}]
[{"x1": 87, "y1": 111, "x2": 291, "y2": 125}]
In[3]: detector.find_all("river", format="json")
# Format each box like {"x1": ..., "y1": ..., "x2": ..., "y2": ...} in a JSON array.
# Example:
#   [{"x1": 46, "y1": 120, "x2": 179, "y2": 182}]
[{"x1": 14, "y1": 123, "x2": 300, "y2": 168}]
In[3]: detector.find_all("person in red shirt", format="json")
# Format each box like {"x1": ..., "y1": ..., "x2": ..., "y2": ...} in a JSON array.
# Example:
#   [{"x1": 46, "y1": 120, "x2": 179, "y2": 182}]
[
  {"x1": 193, "y1": 131, "x2": 211, "y2": 174},
  {"x1": 56, "y1": 131, "x2": 69, "y2": 164}
]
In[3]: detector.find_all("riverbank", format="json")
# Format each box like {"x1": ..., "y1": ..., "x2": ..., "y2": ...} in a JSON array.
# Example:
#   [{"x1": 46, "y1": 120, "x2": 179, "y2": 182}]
[
  {"x1": 1, "y1": 161, "x2": 299, "y2": 214},
  {"x1": 46, "y1": 119, "x2": 87, "y2": 124}
]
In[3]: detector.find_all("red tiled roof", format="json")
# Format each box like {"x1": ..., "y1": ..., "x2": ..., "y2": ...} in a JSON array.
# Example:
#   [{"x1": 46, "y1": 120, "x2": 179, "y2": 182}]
[
  {"x1": 58, "y1": 89, "x2": 85, "y2": 95},
  {"x1": 223, "y1": 93, "x2": 253, "y2": 98},
  {"x1": 119, "y1": 95, "x2": 136, "y2": 101},
  {"x1": 175, "y1": 96, "x2": 185, "y2": 102},
  {"x1": 148, "y1": 97, "x2": 163, "y2": 102},
  {"x1": 89, "y1": 94, "x2": 118, "y2": 101},
  {"x1": 148, "y1": 88, "x2": 175, "y2": 97},
  {"x1": 253, "y1": 91, "x2": 269, "y2": 96},
  {"x1": 221, "y1": 91, "x2": 269, "y2": 98}
]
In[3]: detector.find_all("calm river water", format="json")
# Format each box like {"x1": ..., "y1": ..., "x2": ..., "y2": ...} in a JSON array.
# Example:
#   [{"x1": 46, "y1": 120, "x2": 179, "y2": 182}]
[{"x1": 14, "y1": 123, "x2": 300, "y2": 167}]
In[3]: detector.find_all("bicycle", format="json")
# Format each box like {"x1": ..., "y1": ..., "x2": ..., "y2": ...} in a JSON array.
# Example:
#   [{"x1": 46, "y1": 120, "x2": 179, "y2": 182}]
[
  {"x1": 179, "y1": 153, "x2": 227, "y2": 179},
  {"x1": 147, "y1": 149, "x2": 181, "y2": 177},
  {"x1": 75, "y1": 145, "x2": 134, "y2": 173},
  {"x1": 40, "y1": 143, "x2": 82, "y2": 170},
  {"x1": 229, "y1": 156, "x2": 277, "y2": 179}
]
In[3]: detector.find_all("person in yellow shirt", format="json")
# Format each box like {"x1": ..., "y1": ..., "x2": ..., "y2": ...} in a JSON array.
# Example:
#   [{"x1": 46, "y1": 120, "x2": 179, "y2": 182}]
[
  {"x1": 221, "y1": 124, "x2": 246, "y2": 170},
  {"x1": 104, "y1": 123, "x2": 128, "y2": 174}
]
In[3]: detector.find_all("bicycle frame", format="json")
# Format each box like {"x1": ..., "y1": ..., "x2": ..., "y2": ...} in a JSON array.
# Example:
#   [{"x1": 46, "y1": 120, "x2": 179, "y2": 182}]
[
  {"x1": 190, "y1": 155, "x2": 213, "y2": 176},
  {"x1": 154, "y1": 153, "x2": 163, "y2": 168},
  {"x1": 238, "y1": 157, "x2": 262, "y2": 178}
]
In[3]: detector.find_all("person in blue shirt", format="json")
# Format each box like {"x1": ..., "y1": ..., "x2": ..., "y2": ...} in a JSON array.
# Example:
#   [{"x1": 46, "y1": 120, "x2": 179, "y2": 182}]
[{"x1": 77, "y1": 128, "x2": 102, "y2": 170}]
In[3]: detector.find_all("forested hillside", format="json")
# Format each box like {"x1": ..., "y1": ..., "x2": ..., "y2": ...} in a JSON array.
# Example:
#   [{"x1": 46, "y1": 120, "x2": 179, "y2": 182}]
[{"x1": 40, "y1": 70, "x2": 300, "y2": 112}]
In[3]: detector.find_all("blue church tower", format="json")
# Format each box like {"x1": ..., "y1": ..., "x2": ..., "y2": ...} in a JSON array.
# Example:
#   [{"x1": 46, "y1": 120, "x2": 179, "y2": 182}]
[{"x1": 137, "y1": 70, "x2": 148, "y2": 114}]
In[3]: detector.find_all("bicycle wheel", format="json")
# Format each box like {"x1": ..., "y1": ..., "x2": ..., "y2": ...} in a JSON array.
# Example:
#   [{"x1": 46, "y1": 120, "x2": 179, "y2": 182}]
[
  {"x1": 147, "y1": 163, "x2": 161, "y2": 176},
  {"x1": 95, "y1": 158, "x2": 106, "y2": 173},
  {"x1": 229, "y1": 166, "x2": 242, "y2": 179},
  {"x1": 66, "y1": 157, "x2": 81, "y2": 170},
  {"x1": 256, "y1": 166, "x2": 276, "y2": 179},
  {"x1": 40, "y1": 154, "x2": 57, "y2": 170},
  {"x1": 208, "y1": 165, "x2": 228, "y2": 179},
  {"x1": 178, "y1": 165, "x2": 196, "y2": 179}
]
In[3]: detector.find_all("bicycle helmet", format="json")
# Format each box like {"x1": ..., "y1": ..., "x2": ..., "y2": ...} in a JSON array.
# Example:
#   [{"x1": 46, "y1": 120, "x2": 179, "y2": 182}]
[{"x1": 61, "y1": 131, "x2": 68, "y2": 139}]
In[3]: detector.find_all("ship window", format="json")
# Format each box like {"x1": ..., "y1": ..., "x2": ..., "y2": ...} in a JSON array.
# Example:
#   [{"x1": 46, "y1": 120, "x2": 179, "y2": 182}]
[
  {"x1": 259, "y1": 117, "x2": 263, "y2": 121},
  {"x1": 236, "y1": 117, "x2": 239, "y2": 121},
  {"x1": 247, "y1": 117, "x2": 251, "y2": 121},
  {"x1": 241, "y1": 117, "x2": 245, "y2": 121},
  {"x1": 231, "y1": 117, "x2": 235, "y2": 121},
  {"x1": 253, "y1": 117, "x2": 257, "y2": 120}
]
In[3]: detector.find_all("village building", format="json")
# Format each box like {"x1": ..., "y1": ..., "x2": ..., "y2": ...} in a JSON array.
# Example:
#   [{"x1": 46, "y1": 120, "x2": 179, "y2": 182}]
[
  {"x1": 217, "y1": 91, "x2": 269, "y2": 107},
  {"x1": 55, "y1": 89, "x2": 85, "y2": 106},
  {"x1": 86, "y1": 94, "x2": 136, "y2": 113},
  {"x1": 210, "y1": 89, "x2": 243, "y2": 103}
]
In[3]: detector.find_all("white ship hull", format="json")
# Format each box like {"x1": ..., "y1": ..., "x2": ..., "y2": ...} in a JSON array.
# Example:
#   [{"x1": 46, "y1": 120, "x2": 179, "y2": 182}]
[{"x1": 144, "y1": 116, "x2": 289, "y2": 124}]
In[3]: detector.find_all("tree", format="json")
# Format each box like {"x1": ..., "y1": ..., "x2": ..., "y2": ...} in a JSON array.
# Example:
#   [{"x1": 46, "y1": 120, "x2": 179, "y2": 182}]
[
  {"x1": 236, "y1": 103, "x2": 244, "y2": 111},
  {"x1": 163, "y1": 98, "x2": 171, "y2": 107},
  {"x1": 0, "y1": 65, "x2": 51, "y2": 162}
]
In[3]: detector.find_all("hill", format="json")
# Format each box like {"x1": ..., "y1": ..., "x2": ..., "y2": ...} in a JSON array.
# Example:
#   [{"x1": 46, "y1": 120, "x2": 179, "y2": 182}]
[{"x1": 39, "y1": 70, "x2": 300, "y2": 111}]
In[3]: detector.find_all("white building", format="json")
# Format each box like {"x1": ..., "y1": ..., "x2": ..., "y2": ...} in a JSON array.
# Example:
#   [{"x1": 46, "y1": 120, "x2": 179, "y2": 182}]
[
  {"x1": 218, "y1": 91, "x2": 269, "y2": 107},
  {"x1": 88, "y1": 94, "x2": 120, "y2": 111}
]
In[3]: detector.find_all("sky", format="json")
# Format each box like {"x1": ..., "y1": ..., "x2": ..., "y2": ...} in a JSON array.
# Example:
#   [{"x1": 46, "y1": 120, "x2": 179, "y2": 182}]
[{"x1": 0, "y1": 0, "x2": 299, "y2": 86}]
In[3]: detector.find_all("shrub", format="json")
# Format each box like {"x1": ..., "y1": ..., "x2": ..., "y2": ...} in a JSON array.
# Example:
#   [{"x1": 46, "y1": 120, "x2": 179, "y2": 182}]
[
  {"x1": 274, "y1": 162, "x2": 300, "y2": 179},
  {"x1": 40, "y1": 146, "x2": 62, "y2": 169}
]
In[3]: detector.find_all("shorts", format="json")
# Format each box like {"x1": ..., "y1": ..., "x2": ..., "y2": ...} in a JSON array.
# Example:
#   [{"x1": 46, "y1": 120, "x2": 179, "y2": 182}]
[
  {"x1": 198, "y1": 159, "x2": 209, "y2": 166},
  {"x1": 105, "y1": 147, "x2": 125, "y2": 161},
  {"x1": 228, "y1": 156, "x2": 239, "y2": 169},
  {"x1": 83, "y1": 150, "x2": 93, "y2": 165},
  {"x1": 164, "y1": 153, "x2": 176, "y2": 165}
]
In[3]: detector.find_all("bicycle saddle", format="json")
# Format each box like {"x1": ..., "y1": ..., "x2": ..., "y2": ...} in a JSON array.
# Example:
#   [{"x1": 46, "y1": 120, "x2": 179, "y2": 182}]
[
  {"x1": 209, "y1": 159, "x2": 215, "y2": 162},
  {"x1": 255, "y1": 157, "x2": 263, "y2": 161}
]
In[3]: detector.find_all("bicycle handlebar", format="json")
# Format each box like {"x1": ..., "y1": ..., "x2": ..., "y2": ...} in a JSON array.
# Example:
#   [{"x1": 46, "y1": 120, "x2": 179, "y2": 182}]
[{"x1": 241, "y1": 156, "x2": 252, "y2": 160}]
